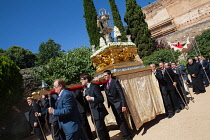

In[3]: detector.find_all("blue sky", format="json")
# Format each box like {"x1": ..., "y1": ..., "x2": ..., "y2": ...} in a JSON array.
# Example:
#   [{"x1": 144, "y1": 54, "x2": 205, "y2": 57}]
[{"x1": 0, "y1": 0, "x2": 155, "y2": 53}]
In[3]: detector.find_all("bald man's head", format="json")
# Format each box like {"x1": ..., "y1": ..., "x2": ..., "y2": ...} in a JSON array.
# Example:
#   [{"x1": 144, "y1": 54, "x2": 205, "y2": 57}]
[
  {"x1": 150, "y1": 64, "x2": 156, "y2": 71},
  {"x1": 164, "y1": 63, "x2": 169, "y2": 68},
  {"x1": 188, "y1": 59, "x2": 193, "y2": 65}
]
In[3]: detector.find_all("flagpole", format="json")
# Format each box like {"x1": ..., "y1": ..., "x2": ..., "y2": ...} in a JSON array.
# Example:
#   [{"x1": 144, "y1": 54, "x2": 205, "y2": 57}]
[
  {"x1": 166, "y1": 38, "x2": 176, "y2": 62},
  {"x1": 194, "y1": 39, "x2": 202, "y2": 56},
  {"x1": 190, "y1": 37, "x2": 199, "y2": 56}
]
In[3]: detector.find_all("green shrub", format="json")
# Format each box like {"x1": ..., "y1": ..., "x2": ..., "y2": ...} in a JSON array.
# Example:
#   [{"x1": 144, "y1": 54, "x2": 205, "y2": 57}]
[
  {"x1": 142, "y1": 49, "x2": 181, "y2": 66},
  {"x1": 0, "y1": 56, "x2": 23, "y2": 118}
]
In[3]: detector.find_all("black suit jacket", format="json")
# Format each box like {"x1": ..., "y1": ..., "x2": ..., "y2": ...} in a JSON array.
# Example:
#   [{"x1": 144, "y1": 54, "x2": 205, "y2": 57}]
[
  {"x1": 154, "y1": 69, "x2": 166, "y2": 86},
  {"x1": 201, "y1": 59, "x2": 210, "y2": 73},
  {"x1": 86, "y1": 83, "x2": 108, "y2": 120},
  {"x1": 74, "y1": 89, "x2": 90, "y2": 114},
  {"x1": 163, "y1": 68, "x2": 178, "y2": 90},
  {"x1": 102, "y1": 78, "x2": 127, "y2": 110},
  {"x1": 28, "y1": 102, "x2": 44, "y2": 128}
]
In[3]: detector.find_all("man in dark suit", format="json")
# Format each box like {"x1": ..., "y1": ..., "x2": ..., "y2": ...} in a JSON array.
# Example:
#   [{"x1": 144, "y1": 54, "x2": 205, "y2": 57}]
[
  {"x1": 73, "y1": 89, "x2": 93, "y2": 140},
  {"x1": 80, "y1": 73, "x2": 110, "y2": 140},
  {"x1": 187, "y1": 59, "x2": 206, "y2": 94},
  {"x1": 48, "y1": 79, "x2": 85, "y2": 140},
  {"x1": 102, "y1": 70, "x2": 131, "y2": 140},
  {"x1": 150, "y1": 64, "x2": 174, "y2": 118},
  {"x1": 159, "y1": 62, "x2": 181, "y2": 113},
  {"x1": 171, "y1": 62, "x2": 187, "y2": 109},
  {"x1": 37, "y1": 93, "x2": 65, "y2": 140},
  {"x1": 176, "y1": 62, "x2": 192, "y2": 87},
  {"x1": 199, "y1": 56, "x2": 210, "y2": 87},
  {"x1": 36, "y1": 92, "x2": 66, "y2": 140},
  {"x1": 27, "y1": 97, "x2": 45, "y2": 140}
]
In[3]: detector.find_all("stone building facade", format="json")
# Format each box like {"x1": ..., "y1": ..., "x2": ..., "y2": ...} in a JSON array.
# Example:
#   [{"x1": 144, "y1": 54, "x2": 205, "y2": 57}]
[{"x1": 142, "y1": 0, "x2": 210, "y2": 45}]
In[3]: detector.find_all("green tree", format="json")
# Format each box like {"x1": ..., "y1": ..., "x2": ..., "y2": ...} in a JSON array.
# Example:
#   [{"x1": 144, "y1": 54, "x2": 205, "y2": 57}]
[
  {"x1": 188, "y1": 29, "x2": 210, "y2": 58},
  {"x1": 142, "y1": 49, "x2": 181, "y2": 66},
  {"x1": 37, "y1": 39, "x2": 63, "y2": 65},
  {"x1": 0, "y1": 48, "x2": 6, "y2": 55},
  {"x1": 83, "y1": 0, "x2": 101, "y2": 47},
  {"x1": 0, "y1": 56, "x2": 23, "y2": 118},
  {"x1": 31, "y1": 46, "x2": 95, "y2": 86},
  {"x1": 124, "y1": 0, "x2": 154, "y2": 57},
  {"x1": 108, "y1": 0, "x2": 127, "y2": 41},
  {"x1": 4, "y1": 46, "x2": 36, "y2": 69}
]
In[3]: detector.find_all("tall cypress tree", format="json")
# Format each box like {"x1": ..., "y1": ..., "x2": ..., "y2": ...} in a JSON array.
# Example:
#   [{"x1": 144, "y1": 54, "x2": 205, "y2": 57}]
[
  {"x1": 83, "y1": 0, "x2": 101, "y2": 47},
  {"x1": 108, "y1": 0, "x2": 127, "y2": 41},
  {"x1": 124, "y1": 0, "x2": 154, "y2": 57}
]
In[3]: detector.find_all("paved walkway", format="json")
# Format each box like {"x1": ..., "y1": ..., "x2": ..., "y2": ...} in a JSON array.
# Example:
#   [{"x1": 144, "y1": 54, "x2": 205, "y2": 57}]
[{"x1": 29, "y1": 86, "x2": 210, "y2": 140}]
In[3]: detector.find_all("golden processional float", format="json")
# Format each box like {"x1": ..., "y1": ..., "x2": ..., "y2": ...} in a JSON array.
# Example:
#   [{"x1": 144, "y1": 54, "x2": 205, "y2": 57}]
[{"x1": 30, "y1": 9, "x2": 165, "y2": 130}]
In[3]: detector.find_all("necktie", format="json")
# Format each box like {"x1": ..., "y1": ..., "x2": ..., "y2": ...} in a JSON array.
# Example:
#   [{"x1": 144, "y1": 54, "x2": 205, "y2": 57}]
[
  {"x1": 106, "y1": 81, "x2": 109, "y2": 89},
  {"x1": 85, "y1": 87, "x2": 89, "y2": 96},
  {"x1": 162, "y1": 69, "x2": 165, "y2": 75}
]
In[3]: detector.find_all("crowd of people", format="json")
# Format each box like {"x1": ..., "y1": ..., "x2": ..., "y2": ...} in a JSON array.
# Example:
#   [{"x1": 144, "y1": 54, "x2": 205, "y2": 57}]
[
  {"x1": 150, "y1": 56, "x2": 210, "y2": 118},
  {"x1": 26, "y1": 70, "x2": 132, "y2": 140},
  {"x1": 25, "y1": 56, "x2": 210, "y2": 140}
]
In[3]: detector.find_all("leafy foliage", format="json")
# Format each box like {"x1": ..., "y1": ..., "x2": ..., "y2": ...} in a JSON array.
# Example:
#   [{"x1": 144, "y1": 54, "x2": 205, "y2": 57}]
[
  {"x1": 188, "y1": 29, "x2": 210, "y2": 59},
  {"x1": 108, "y1": 0, "x2": 127, "y2": 41},
  {"x1": 124, "y1": 0, "x2": 154, "y2": 57},
  {"x1": 37, "y1": 39, "x2": 63, "y2": 65},
  {"x1": 3, "y1": 46, "x2": 36, "y2": 69},
  {"x1": 31, "y1": 46, "x2": 95, "y2": 86},
  {"x1": 83, "y1": 0, "x2": 101, "y2": 47},
  {"x1": 0, "y1": 48, "x2": 6, "y2": 55},
  {"x1": 0, "y1": 56, "x2": 23, "y2": 118},
  {"x1": 143, "y1": 49, "x2": 181, "y2": 66}
]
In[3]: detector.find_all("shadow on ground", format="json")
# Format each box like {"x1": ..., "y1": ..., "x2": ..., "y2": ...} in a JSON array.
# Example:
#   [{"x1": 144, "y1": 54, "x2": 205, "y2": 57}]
[{"x1": 133, "y1": 114, "x2": 166, "y2": 137}]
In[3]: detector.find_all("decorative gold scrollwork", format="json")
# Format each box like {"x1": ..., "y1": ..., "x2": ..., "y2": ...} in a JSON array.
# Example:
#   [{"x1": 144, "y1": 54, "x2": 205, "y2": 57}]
[{"x1": 91, "y1": 45, "x2": 141, "y2": 71}]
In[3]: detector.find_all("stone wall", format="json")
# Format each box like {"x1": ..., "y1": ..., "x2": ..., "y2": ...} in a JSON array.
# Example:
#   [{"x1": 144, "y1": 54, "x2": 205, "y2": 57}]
[
  {"x1": 157, "y1": 19, "x2": 210, "y2": 44},
  {"x1": 142, "y1": 0, "x2": 210, "y2": 43},
  {"x1": 142, "y1": 0, "x2": 210, "y2": 29}
]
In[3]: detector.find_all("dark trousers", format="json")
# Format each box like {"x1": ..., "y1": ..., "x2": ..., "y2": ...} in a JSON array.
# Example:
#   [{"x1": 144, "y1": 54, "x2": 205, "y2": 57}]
[
  {"x1": 208, "y1": 73, "x2": 210, "y2": 83},
  {"x1": 176, "y1": 82, "x2": 187, "y2": 106},
  {"x1": 191, "y1": 74, "x2": 206, "y2": 93},
  {"x1": 65, "y1": 128, "x2": 86, "y2": 140},
  {"x1": 95, "y1": 118, "x2": 110, "y2": 140},
  {"x1": 34, "y1": 127, "x2": 45, "y2": 140},
  {"x1": 52, "y1": 120, "x2": 65, "y2": 140},
  {"x1": 159, "y1": 85, "x2": 174, "y2": 115},
  {"x1": 110, "y1": 104, "x2": 131, "y2": 139},
  {"x1": 168, "y1": 89, "x2": 181, "y2": 110},
  {"x1": 80, "y1": 112, "x2": 94, "y2": 140},
  {"x1": 202, "y1": 73, "x2": 209, "y2": 86}
]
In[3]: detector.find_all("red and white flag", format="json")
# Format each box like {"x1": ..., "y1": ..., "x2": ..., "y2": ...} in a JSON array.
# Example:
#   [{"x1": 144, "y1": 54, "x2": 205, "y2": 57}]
[
  {"x1": 168, "y1": 37, "x2": 192, "y2": 52},
  {"x1": 168, "y1": 41, "x2": 183, "y2": 51}
]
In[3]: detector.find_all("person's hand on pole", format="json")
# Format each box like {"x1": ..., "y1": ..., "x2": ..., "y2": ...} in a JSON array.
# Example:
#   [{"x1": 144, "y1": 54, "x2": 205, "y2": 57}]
[
  {"x1": 48, "y1": 107, "x2": 54, "y2": 114},
  {"x1": 122, "y1": 107, "x2": 127, "y2": 112}
]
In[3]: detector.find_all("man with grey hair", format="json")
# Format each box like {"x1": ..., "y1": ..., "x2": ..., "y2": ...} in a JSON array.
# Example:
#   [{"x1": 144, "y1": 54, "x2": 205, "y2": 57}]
[
  {"x1": 150, "y1": 64, "x2": 174, "y2": 118},
  {"x1": 48, "y1": 79, "x2": 85, "y2": 140},
  {"x1": 187, "y1": 59, "x2": 206, "y2": 94},
  {"x1": 159, "y1": 62, "x2": 181, "y2": 114}
]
